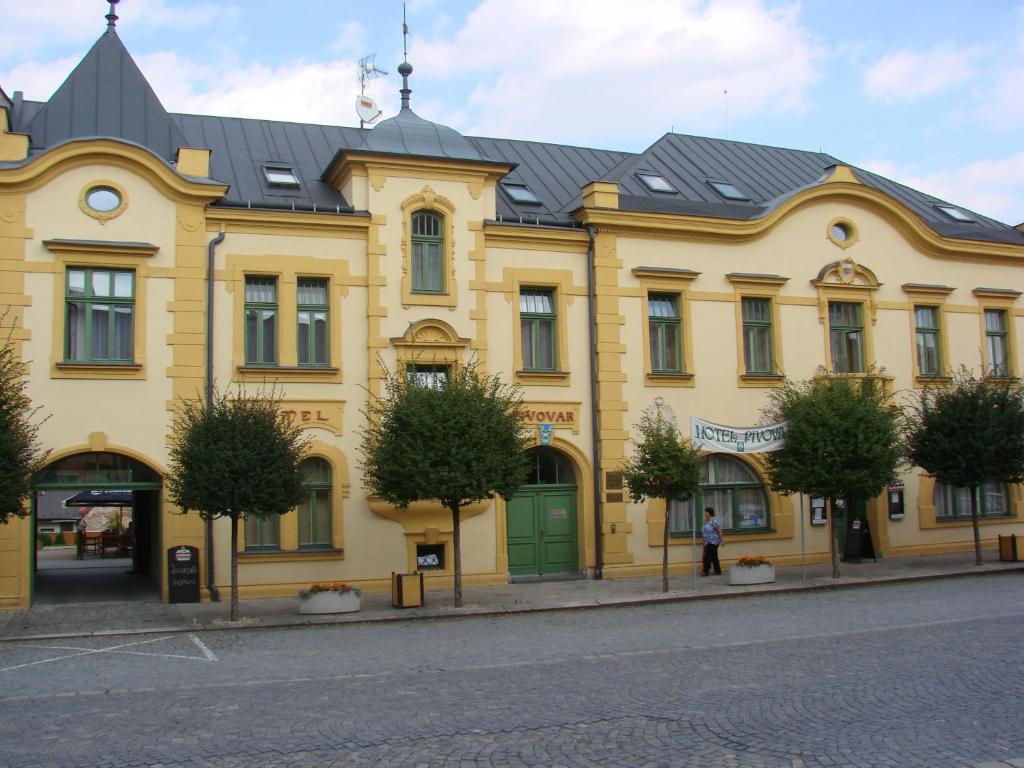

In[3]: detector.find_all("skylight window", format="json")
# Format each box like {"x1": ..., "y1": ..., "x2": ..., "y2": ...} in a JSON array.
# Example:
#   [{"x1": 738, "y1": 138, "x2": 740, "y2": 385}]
[
  {"x1": 503, "y1": 183, "x2": 541, "y2": 204},
  {"x1": 936, "y1": 205, "x2": 975, "y2": 223},
  {"x1": 264, "y1": 166, "x2": 301, "y2": 187},
  {"x1": 708, "y1": 180, "x2": 750, "y2": 201},
  {"x1": 637, "y1": 173, "x2": 677, "y2": 194}
]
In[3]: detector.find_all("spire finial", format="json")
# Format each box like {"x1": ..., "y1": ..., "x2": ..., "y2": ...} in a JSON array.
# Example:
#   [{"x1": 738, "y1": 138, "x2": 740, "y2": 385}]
[
  {"x1": 398, "y1": 3, "x2": 413, "y2": 110},
  {"x1": 105, "y1": 0, "x2": 120, "y2": 30}
]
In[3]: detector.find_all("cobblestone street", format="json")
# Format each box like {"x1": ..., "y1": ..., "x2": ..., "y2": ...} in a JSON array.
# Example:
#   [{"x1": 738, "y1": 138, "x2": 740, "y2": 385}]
[{"x1": 1, "y1": 575, "x2": 1021, "y2": 767}]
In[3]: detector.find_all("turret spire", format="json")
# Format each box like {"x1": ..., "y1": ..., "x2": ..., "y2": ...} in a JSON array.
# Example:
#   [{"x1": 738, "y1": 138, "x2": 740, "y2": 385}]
[
  {"x1": 105, "y1": 0, "x2": 119, "y2": 30},
  {"x1": 399, "y1": 3, "x2": 413, "y2": 110}
]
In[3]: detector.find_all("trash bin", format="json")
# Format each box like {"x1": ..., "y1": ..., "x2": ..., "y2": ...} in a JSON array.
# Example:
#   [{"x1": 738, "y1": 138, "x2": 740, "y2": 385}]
[
  {"x1": 998, "y1": 534, "x2": 1019, "y2": 562},
  {"x1": 392, "y1": 571, "x2": 424, "y2": 608}
]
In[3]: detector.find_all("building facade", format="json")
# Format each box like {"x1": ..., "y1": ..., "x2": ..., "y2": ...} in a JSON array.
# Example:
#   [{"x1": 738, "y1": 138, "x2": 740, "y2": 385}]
[{"x1": 1, "y1": 20, "x2": 1022, "y2": 608}]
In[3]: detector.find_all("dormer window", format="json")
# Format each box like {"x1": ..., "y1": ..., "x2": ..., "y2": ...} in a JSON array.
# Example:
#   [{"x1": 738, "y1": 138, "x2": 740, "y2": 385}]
[
  {"x1": 263, "y1": 166, "x2": 301, "y2": 187},
  {"x1": 936, "y1": 205, "x2": 974, "y2": 223},
  {"x1": 637, "y1": 173, "x2": 677, "y2": 194},
  {"x1": 708, "y1": 180, "x2": 749, "y2": 202},
  {"x1": 503, "y1": 183, "x2": 541, "y2": 204}
]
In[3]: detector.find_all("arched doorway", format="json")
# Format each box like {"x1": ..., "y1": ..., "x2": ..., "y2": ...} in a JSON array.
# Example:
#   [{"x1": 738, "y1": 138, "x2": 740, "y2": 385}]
[
  {"x1": 507, "y1": 447, "x2": 579, "y2": 579},
  {"x1": 32, "y1": 452, "x2": 162, "y2": 604}
]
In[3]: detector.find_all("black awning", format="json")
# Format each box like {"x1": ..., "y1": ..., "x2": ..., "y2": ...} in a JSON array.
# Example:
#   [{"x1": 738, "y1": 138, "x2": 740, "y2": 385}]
[{"x1": 64, "y1": 489, "x2": 134, "y2": 507}]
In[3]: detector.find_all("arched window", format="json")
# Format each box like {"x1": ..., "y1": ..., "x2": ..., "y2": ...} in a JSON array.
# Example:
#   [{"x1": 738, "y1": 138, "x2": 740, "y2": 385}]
[
  {"x1": 411, "y1": 211, "x2": 444, "y2": 294},
  {"x1": 298, "y1": 457, "x2": 332, "y2": 547},
  {"x1": 523, "y1": 447, "x2": 575, "y2": 485},
  {"x1": 670, "y1": 454, "x2": 769, "y2": 533},
  {"x1": 933, "y1": 481, "x2": 1009, "y2": 519}
]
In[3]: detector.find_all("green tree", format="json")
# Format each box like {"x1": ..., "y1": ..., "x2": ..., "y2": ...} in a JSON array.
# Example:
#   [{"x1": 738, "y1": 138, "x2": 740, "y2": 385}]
[
  {"x1": 360, "y1": 360, "x2": 530, "y2": 607},
  {"x1": 761, "y1": 373, "x2": 903, "y2": 577},
  {"x1": 0, "y1": 311, "x2": 48, "y2": 524},
  {"x1": 621, "y1": 406, "x2": 701, "y2": 592},
  {"x1": 905, "y1": 367, "x2": 1024, "y2": 565},
  {"x1": 167, "y1": 386, "x2": 307, "y2": 620}
]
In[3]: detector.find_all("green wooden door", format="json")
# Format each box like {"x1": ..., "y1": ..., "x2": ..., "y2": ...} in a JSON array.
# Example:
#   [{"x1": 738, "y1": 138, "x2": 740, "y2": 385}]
[{"x1": 507, "y1": 486, "x2": 578, "y2": 576}]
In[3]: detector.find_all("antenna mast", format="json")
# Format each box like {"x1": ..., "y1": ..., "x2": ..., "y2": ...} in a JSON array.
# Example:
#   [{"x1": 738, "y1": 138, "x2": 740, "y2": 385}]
[
  {"x1": 356, "y1": 54, "x2": 387, "y2": 128},
  {"x1": 723, "y1": 86, "x2": 729, "y2": 139}
]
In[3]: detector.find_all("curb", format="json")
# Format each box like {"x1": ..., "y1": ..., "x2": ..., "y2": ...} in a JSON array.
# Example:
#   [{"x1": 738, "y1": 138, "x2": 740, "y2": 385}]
[{"x1": 3, "y1": 564, "x2": 1021, "y2": 644}]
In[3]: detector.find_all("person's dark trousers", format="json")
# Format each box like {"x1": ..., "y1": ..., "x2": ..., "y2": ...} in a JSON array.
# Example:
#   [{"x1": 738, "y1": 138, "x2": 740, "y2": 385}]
[{"x1": 702, "y1": 543, "x2": 721, "y2": 575}]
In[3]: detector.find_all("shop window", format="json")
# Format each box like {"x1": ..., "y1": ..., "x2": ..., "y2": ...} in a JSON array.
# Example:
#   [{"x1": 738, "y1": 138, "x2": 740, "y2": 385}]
[
  {"x1": 244, "y1": 515, "x2": 280, "y2": 550},
  {"x1": 244, "y1": 276, "x2": 278, "y2": 365},
  {"x1": 416, "y1": 544, "x2": 445, "y2": 570},
  {"x1": 520, "y1": 289, "x2": 557, "y2": 371},
  {"x1": 934, "y1": 481, "x2": 1010, "y2": 519},
  {"x1": 297, "y1": 278, "x2": 329, "y2": 367},
  {"x1": 984, "y1": 309, "x2": 1010, "y2": 378},
  {"x1": 670, "y1": 455, "x2": 769, "y2": 534},
  {"x1": 742, "y1": 297, "x2": 774, "y2": 374},
  {"x1": 298, "y1": 458, "x2": 332, "y2": 548},
  {"x1": 411, "y1": 211, "x2": 444, "y2": 294},
  {"x1": 914, "y1": 306, "x2": 942, "y2": 377},
  {"x1": 648, "y1": 293, "x2": 682, "y2": 373},
  {"x1": 65, "y1": 268, "x2": 135, "y2": 363},
  {"x1": 828, "y1": 301, "x2": 865, "y2": 373}
]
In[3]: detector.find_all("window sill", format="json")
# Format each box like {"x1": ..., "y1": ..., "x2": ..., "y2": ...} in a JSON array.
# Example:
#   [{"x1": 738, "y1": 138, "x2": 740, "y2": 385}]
[
  {"x1": 671, "y1": 528, "x2": 775, "y2": 539},
  {"x1": 646, "y1": 372, "x2": 695, "y2": 388},
  {"x1": 53, "y1": 361, "x2": 144, "y2": 380},
  {"x1": 738, "y1": 373, "x2": 785, "y2": 388},
  {"x1": 236, "y1": 364, "x2": 341, "y2": 383},
  {"x1": 913, "y1": 374, "x2": 952, "y2": 387},
  {"x1": 239, "y1": 548, "x2": 344, "y2": 563},
  {"x1": 935, "y1": 514, "x2": 1014, "y2": 523},
  {"x1": 516, "y1": 369, "x2": 570, "y2": 387}
]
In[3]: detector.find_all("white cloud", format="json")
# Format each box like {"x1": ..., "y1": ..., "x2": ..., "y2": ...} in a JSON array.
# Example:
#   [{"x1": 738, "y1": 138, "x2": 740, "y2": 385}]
[
  {"x1": 1, "y1": 56, "x2": 81, "y2": 102},
  {"x1": 407, "y1": 0, "x2": 821, "y2": 145},
  {"x1": 863, "y1": 47, "x2": 979, "y2": 103},
  {"x1": 332, "y1": 21, "x2": 367, "y2": 57},
  {"x1": 862, "y1": 155, "x2": 1024, "y2": 226}
]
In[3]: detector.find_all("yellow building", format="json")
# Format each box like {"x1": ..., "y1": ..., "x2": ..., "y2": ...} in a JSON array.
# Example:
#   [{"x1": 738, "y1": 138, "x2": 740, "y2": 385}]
[{"x1": 1, "y1": 19, "x2": 1022, "y2": 608}]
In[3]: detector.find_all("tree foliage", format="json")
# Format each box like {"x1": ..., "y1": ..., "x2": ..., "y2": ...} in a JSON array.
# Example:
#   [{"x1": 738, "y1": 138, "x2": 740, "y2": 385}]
[
  {"x1": 360, "y1": 360, "x2": 531, "y2": 606},
  {"x1": 905, "y1": 367, "x2": 1024, "y2": 564},
  {"x1": 621, "y1": 408, "x2": 701, "y2": 592},
  {"x1": 167, "y1": 385, "x2": 307, "y2": 619},
  {"x1": 0, "y1": 312, "x2": 48, "y2": 524},
  {"x1": 761, "y1": 373, "x2": 903, "y2": 576}
]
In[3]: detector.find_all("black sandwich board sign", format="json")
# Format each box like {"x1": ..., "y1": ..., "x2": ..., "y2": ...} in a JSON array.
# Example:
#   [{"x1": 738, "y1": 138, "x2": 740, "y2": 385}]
[
  {"x1": 167, "y1": 545, "x2": 200, "y2": 603},
  {"x1": 842, "y1": 517, "x2": 877, "y2": 563}
]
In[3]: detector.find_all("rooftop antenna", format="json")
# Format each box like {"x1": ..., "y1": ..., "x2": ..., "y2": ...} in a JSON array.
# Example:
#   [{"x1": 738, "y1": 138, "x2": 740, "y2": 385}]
[
  {"x1": 398, "y1": 2, "x2": 413, "y2": 110},
  {"x1": 723, "y1": 86, "x2": 729, "y2": 139},
  {"x1": 356, "y1": 54, "x2": 387, "y2": 128},
  {"x1": 105, "y1": 0, "x2": 119, "y2": 30}
]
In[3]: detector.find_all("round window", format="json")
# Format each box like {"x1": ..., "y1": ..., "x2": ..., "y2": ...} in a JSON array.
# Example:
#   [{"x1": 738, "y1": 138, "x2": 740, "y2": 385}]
[
  {"x1": 831, "y1": 222, "x2": 851, "y2": 242},
  {"x1": 85, "y1": 187, "x2": 122, "y2": 213}
]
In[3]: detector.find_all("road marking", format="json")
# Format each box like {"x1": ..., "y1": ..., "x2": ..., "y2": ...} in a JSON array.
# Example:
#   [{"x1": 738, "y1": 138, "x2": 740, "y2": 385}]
[
  {"x1": 0, "y1": 636, "x2": 171, "y2": 672},
  {"x1": 189, "y1": 634, "x2": 217, "y2": 662},
  {"x1": 1, "y1": 634, "x2": 218, "y2": 672}
]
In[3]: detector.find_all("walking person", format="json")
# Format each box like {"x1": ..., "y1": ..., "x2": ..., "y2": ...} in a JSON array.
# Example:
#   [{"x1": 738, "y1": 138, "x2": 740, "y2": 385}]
[
  {"x1": 701, "y1": 507, "x2": 724, "y2": 576},
  {"x1": 75, "y1": 514, "x2": 87, "y2": 560}
]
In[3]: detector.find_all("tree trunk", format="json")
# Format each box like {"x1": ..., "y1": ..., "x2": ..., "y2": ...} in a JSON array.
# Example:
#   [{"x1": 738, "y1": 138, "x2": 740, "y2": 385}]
[
  {"x1": 970, "y1": 484, "x2": 983, "y2": 566},
  {"x1": 451, "y1": 505, "x2": 463, "y2": 608},
  {"x1": 829, "y1": 497, "x2": 841, "y2": 578},
  {"x1": 230, "y1": 514, "x2": 240, "y2": 621},
  {"x1": 662, "y1": 500, "x2": 670, "y2": 593}
]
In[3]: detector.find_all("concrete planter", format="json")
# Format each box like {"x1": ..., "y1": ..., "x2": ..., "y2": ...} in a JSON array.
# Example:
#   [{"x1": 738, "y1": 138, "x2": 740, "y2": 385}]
[
  {"x1": 298, "y1": 590, "x2": 361, "y2": 615},
  {"x1": 729, "y1": 564, "x2": 775, "y2": 586}
]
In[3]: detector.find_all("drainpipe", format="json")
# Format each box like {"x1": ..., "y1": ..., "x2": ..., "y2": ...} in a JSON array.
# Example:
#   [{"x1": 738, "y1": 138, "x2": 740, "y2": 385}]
[
  {"x1": 204, "y1": 230, "x2": 225, "y2": 602},
  {"x1": 586, "y1": 224, "x2": 604, "y2": 580}
]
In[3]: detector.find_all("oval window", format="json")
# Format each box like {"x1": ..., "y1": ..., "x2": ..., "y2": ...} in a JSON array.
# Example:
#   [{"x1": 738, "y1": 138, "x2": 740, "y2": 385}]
[{"x1": 85, "y1": 187, "x2": 122, "y2": 213}]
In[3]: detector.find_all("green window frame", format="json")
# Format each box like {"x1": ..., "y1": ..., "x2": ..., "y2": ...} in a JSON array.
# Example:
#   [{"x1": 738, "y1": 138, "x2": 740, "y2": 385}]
[
  {"x1": 411, "y1": 211, "x2": 444, "y2": 294},
  {"x1": 298, "y1": 457, "x2": 332, "y2": 548},
  {"x1": 520, "y1": 288, "x2": 557, "y2": 371},
  {"x1": 65, "y1": 267, "x2": 135, "y2": 363},
  {"x1": 523, "y1": 447, "x2": 575, "y2": 485},
  {"x1": 984, "y1": 309, "x2": 1009, "y2": 378},
  {"x1": 407, "y1": 363, "x2": 450, "y2": 389},
  {"x1": 297, "y1": 277, "x2": 329, "y2": 367},
  {"x1": 648, "y1": 293, "x2": 682, "y2": 373},
  {"x1": 934, "y1": 481, "x2": 1010, "y2": 519},
  {"x1": 244, "y1": 276, "x2": 278, "y2": 365},
  {"x1": 828, "y1": 301, "x2": 865, "y2": 373},
  {"x1": 244, "y1": 514, "x2": 280, "y2": 550},
  {"x1": 741, "y1": 297, "x2": 773, "y2": 374},
  {"x1": 669, "y1": 455, "x2": 770, "y2": 534},
  {"x1": 914, "y1": 305, "x2": 941, "y2": 377}
]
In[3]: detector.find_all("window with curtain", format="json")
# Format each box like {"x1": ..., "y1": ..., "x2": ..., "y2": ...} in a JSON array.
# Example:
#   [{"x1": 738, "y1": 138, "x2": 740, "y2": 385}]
[
  {"x1": 411, "y1": 211, "x2": 444, "y2": 293},
  {"x1": 244, "y1": 276, "x2": 278, "y2": 365},
  {"x1": 669, "y1": 455, "x2": 769, "y2": 533},
  {"x1": 742, "y1": 297, "x2": 773, "y2": 374},
  {"x1": 648, "y1": 293, "x2": 681, "y2": 373},
  {"x1": 828, "y1": 301, "x2": 865, "y2": 373},
  {"x1": 520, "y1": 289, "x2": 556, "y2": 371},
  {"x1": 297, "y1": 278, "x2": 329, "y2": 366},
  {"x1": 244, "y1": 514, "x2": 279, "y2": 550},
  {"x1": 298, "y1": 457, "x2": 332, "y2": 548},
  {"x1": 984, "y1": 309, "x2": 1009, "y2": 377},
  {"x1": 934, "y1": 481, "x2": 1009, "y2": 519},
  {"x1": 407, "y1": 363, "x2": 450, "y2": 389},
  {"x1": 914, "y1": 306, "x2": 941, "y2": 377},
  {"x1": 65, "y1": 268, "x2": 134, "y2": 362}
]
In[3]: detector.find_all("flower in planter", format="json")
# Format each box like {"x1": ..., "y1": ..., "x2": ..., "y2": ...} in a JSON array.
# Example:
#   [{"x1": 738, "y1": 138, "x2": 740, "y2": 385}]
[
  {"x1": 299, "y1": 581, "x2": 362, "y2": 599},
  {"x1": 735, "y1": 555, "x2": 772, "y2": 568}
]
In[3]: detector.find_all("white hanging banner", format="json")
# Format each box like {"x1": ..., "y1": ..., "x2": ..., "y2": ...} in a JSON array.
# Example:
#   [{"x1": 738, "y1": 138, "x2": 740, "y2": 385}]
[{"x1": 690, "y1": 417, "x2": 788, "y2": 453}]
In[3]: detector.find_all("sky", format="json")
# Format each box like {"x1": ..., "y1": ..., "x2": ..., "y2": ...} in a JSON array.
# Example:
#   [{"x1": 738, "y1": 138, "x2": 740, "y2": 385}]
[{"x1": 2, "y1": 0, "x2": 1022, "y2": 225}]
